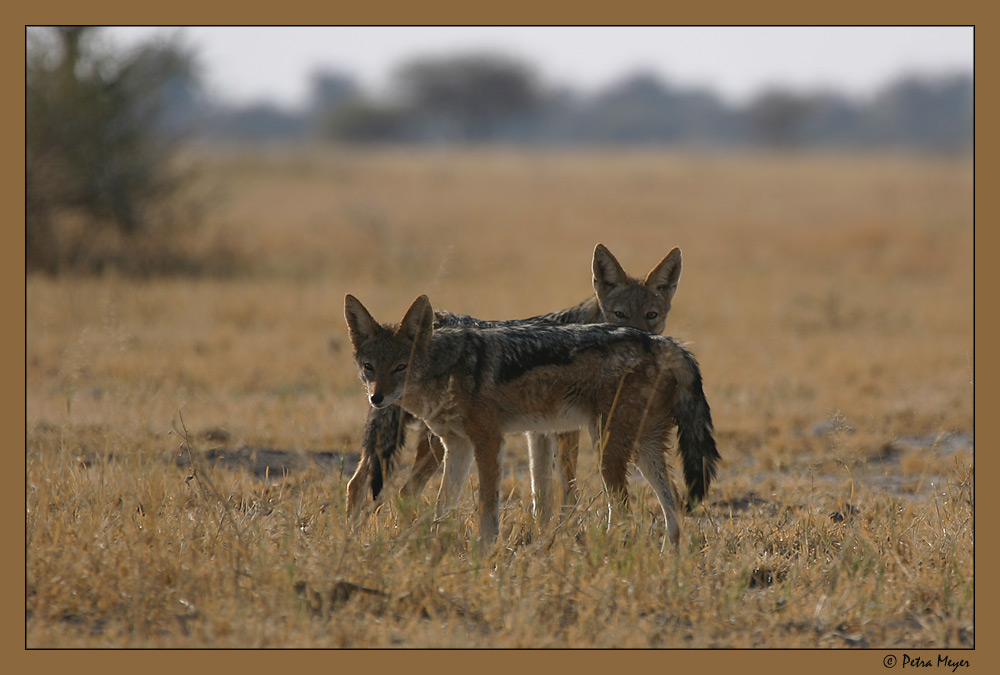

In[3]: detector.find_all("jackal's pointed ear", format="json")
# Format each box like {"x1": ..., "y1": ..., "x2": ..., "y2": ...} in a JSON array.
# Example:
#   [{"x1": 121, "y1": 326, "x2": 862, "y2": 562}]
[
  {"x1": 643, "y1": 247, "x2": 682, "y2": 300},
  {"x1": 344, "y1": 294, "x2": 380, "y2": 346},
  {"x1": 395, "y1": 295, "x2": 434, "y2": 352},
  {"x1": 592, "y1": 243, "x2": 629, "y2": 293}
]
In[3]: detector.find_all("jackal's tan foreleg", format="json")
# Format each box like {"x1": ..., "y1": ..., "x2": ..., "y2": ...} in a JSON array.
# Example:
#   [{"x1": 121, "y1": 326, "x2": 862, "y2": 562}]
[
  {"x1": 435, "y1": 435, "x2": 475, "y2": 528},
  {"x1": 345, "y1": 458, "x2": 371, "y2": 526},
  {"x1": 527, "y1": 432, "x2": 555, "y2": 523},
  {"x1": 400, "y1": 431, "x2": 445, "y2": 497}
]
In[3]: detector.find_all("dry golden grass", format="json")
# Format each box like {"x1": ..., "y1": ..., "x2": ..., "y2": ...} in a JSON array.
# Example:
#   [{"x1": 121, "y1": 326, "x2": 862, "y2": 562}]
[{"x1": 26, "y1": 146, "x2": 973, "y2": 648}]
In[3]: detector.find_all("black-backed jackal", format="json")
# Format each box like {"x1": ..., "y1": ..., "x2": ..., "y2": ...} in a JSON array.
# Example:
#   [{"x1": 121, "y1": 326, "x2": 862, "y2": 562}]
[
  {"x1": 345, "y1": 244, "x2": 685, "y2": 524},
  {"x1": 344, "y1": 293, "x2": 719, "y2": 550}
]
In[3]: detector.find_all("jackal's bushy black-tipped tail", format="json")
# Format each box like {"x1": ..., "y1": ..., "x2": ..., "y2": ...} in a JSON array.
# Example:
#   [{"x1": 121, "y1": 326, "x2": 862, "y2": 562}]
[
  {"x1": 361, "y1": 404, "x2": 411, "y2": 501},
  {"x1": 673, "y1": 352, "x2": 721, "y2": 510}
]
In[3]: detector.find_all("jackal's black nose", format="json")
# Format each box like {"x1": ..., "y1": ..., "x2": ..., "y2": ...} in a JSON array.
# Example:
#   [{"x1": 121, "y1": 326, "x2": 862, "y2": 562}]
[{"x1": 369, "y1": 392, "x2": 384, "y2": 406}]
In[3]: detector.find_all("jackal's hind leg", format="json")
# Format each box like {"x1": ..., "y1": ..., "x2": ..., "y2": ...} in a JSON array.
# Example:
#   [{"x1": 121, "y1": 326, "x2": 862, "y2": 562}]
[
  {"x1": 556, "y1": 431, "x2": 581, "y2": 510},
  {"x1": 473, "y1": 434, "x2": 505, "y2": 546},
  {"x1": 595, "y1": 429, "x2": 632, "y2": 531},
  {"x1": 634, "y1": 441, "x2": 682, "y2": 551}
]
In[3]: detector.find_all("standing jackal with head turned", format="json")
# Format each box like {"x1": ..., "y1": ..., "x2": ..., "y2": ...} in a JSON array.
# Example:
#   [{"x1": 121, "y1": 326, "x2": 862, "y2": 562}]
[
  {"x1": 344, "y1": 293, "x2": 719, "y2": 549},
  {"x1": 345, "y1": 244, "x2": 685, "y2": 524}
]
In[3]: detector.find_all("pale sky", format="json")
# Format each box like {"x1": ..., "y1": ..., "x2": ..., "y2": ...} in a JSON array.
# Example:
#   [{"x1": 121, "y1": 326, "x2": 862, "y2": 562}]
[{"x1": 99, "y1": 26, "x2": 974, "y2": 110}]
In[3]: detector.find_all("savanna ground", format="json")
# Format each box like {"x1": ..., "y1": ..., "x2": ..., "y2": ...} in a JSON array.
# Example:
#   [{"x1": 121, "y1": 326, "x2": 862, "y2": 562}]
[{"x1": 26, "y1": 147, "x2": 973, "y2": 648}]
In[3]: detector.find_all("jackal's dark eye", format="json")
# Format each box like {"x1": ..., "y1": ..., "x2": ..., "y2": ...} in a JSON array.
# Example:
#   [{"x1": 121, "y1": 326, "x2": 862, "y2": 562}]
[
  {"x1": 614, "y1": 310, "x2": 627, "y2": 319},
  {"x1": 646, "y1": 311, "x2": 658, "y2": 320},
  {"x1": 362, "y1": 362, "x2": 374, "y2": 372},
  {"x1": 393, "y1": 363, "x2": 407, "y2": 373}
]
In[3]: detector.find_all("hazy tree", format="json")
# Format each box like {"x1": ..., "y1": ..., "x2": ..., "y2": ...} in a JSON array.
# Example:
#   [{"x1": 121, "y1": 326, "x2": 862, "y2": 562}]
[
  {"x1": 796, "y1": 92, "x2": 863, "y2": 147},
  {"x1": 202, "y1": 103, "x2": 307, "y2": 142},
  {"x1": 864, "y1": 73, "x2": 973, "y2": 149},
  {"x1": 586, "y1": 73, "x2": 682, "y2": 142},
  {"x1": 26, "y1": 26, "x2": 201, "y2": 273},
  {"x1": 308, "y1": 69, "x2": 360, "y2": 115},
  {"x1": 321, "y1": 99, "x2": 410, "y2": 143},
  {"x1": 574, "y1": 71, "x2": 737, "y2": 144},
  {"x1": 745, "y1": 88, "x2": 813, "y2": 147},
  {"x1": 393, "y1": 52, "x2": 541, "y2": 142}
]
